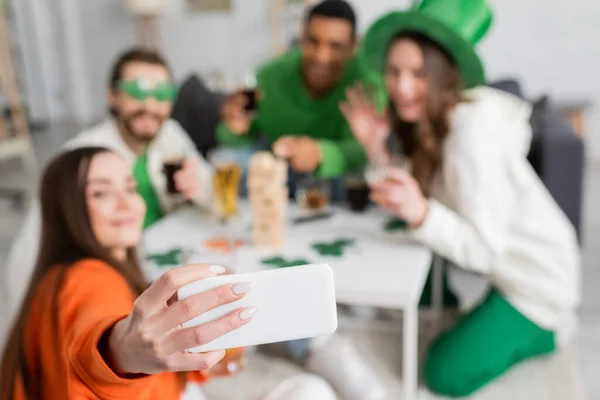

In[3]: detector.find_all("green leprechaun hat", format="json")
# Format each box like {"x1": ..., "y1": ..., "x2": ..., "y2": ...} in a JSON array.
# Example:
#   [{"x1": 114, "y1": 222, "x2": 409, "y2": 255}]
[{"x1": 359, "y1": 0, "x2": 493, "y2": 89}]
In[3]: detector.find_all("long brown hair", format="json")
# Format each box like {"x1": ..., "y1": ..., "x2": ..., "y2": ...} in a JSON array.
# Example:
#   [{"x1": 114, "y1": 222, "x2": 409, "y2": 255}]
[
  {"x1": 0, "y1": 147, "x2": 148, "y2": 399},
  {"x1": 387, "y1": 32, "x2": 463, "y2": 195}
]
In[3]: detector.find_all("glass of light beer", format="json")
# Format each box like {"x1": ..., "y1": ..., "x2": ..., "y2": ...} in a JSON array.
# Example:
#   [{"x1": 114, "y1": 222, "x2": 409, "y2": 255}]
[
  {"x1": 210, "y1": 149, "x2": 243, "y2": 221},
  {"x1": 182, "y1": 249, "x2": 247, "y2": 377}
]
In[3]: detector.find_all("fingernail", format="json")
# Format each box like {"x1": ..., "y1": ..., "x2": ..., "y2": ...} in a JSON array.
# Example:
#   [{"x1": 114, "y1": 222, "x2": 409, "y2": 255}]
[
  {"x1": 239, "y1": 307, "x2": 258, "y2": 321},
  {"x1": 232, "y1": 282, "x2": 253, "y2": 295},
  {"x1": 209, "y1": 265, "x2": 226, "y2": 275}
]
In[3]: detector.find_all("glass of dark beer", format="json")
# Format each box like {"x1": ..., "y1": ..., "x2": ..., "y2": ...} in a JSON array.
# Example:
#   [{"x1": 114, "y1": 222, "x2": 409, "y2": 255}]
[
  {"x1": 296, "y1": 175, "x2": 330, "y2": 212},
  {"x1": 345, "y1": 174, "x2": 370, "y2": 212},
  {"x1": 162, "y1": 155, "x2": 185, "y2": 194},
  {"x1": 238, "y1": 73, "x2": 258, "y2": 113},
  {"x1": 242, "y1": 88, "x2": 257, "y2": 113}
]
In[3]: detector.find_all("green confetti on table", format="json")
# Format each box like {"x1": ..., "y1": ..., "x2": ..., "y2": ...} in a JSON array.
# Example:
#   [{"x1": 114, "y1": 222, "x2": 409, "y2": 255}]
[
  {"x1": 312, "y1": 238, "x2": 355, "y2": 257},
  {"x1": 384, "y1": 218, "x2": 408, "y2": 232},
  {"x1": 262, "y1": 256, "x2": 312, "y2": 268},
  {"x1": 147, "y1": 248, "x2": 182, "y2": 267}
]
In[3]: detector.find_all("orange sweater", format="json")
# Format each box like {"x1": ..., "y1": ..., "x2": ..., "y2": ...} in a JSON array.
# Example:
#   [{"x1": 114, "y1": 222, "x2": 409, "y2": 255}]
[{"x1": 14, "y1": 259, "x2": 207, "y2": 399}]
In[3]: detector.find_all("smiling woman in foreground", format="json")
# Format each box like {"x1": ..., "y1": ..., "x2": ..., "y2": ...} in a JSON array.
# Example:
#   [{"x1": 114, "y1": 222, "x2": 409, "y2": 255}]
[
  {"x1": 0, "y1": 147, "x2": 336, "y2": 400},
  {"x1": 341, "y1": 0, "x2": 580, "y2": 397}
]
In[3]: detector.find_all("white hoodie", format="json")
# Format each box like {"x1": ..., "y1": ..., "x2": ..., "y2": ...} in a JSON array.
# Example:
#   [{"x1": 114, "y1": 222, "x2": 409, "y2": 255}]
[
  {"x1": 3, "y1": 119, "x2": 213, "y2": 317},
  {"x1": 410, "y1": 87, "x2": 580, "y2": 343}
]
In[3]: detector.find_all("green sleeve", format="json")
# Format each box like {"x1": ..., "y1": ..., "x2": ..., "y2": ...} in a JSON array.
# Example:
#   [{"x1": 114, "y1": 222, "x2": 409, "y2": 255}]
[
  {"x1": 216, "y1": 119, "x2": 260, "y2": 147},
  {"x1": 315, "y1": 127, "x2": 367, "y2": 178}
]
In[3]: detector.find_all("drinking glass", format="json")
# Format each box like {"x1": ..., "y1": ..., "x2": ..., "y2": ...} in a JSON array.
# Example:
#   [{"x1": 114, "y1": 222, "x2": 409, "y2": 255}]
[
  {"x1": 364, "y1": 152, "x2": 411, "y2": 185},
  {"x1": 210, "y1": 148, "x2": 243, "y2": 222},
  {"x1": 345, "y1": 173, "x2": 370, "y2": 212},
  {"x1": 296, "y1": 175, "x2": 331, "y2": 212},
  {"x1": 162, "y1": 154, "x2": 185, "y2": 195},
  {"x1": 234, "y1": 72, "x2": 258, "y2": 113},
  {"x1": 182, "y1": 249, "x2": 247, "y2": 376}
]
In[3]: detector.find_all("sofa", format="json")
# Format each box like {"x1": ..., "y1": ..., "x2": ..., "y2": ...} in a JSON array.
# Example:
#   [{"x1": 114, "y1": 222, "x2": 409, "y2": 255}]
[{"x1": 171, "y1": 74, "x2": 225, "y2": 159}]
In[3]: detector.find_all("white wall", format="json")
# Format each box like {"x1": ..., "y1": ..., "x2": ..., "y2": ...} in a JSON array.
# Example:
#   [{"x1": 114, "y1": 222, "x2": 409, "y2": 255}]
[
  {"x1": 77, "y1": 0, "x2": 276, "y2": 120},
  {"x1": 356, "y1": 0, "x2": 600, "y2": 161},
  {"x1": 476, "y1": 0, "x2": 600, "y2": 162},
  {"x1": 11, "y1": 0, "x2": 70, "y2": 121},
  {"x1": 72, "y1": 0, "x2": 600, "y2": 160}
]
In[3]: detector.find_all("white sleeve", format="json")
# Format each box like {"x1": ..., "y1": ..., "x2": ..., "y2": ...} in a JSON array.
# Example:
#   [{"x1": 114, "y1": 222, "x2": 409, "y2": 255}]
[
  {"x1": 409, "y1": 125, "x2": 521, "y2": 274},
  {"x1": 171, "y1": 121, "x2": 214, "y2": 210},
  {"x1": 4, "y1": 200, "x2": 41, "y2": 317}
]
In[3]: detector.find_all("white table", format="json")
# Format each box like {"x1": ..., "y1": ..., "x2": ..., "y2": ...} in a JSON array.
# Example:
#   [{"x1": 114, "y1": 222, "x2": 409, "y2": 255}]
[{"x1": 143, "y1": 205, "x2": 433, "y2": 400}]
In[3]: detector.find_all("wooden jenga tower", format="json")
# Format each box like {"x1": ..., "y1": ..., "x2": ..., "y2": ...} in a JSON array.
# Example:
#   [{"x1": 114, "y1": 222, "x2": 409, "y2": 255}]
[{"x1": 248, "y1": 152, "x2": 288, "y2": 248}]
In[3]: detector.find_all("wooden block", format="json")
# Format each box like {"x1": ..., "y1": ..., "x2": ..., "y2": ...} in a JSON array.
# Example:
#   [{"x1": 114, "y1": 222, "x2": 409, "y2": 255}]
[
  {"x1": 247, "y1": 176, "x2": 287, "y2": 189},
  {"x1": 253, "y1": 216, "x2": 285, "y2": 233},
  {"x1": 254, "y1": 238, "x2": 285, "y2": 249},
  {"x1": 248, "y1": 187, "x2": 288, "y2": 203},
  {"x1": 251, "y1": 199, "x2": 287, "y2": 213},
  {"x1": 250, "y1": 192, "x2": 288, "y2": 220},
  {"x1": 252, "y1": 213, "x2": 286, "y2": 227},
  {"x1": 252, "y1": 220, "x2": 286, "y2": 237},
  {"x1": 251, "y1": 200, "x2": 287, "y2": 214},
  {"x1": 248, "y1": 151, "x2": 288, "y2": 248},
  {"x1": 253, "y1": 227, "x2": 285, "y2": 248},
  {"x1": 252, "y1": 203, "x2": 287, "y2": 219},
  {"x1": 247, "y1": 165, "x2": 287, "y2": 185},
  {"x1": 253, "y1": 232, "x2": 285, "y2": 244},
  {"x1": 248, "y1": 152, "x2": 287, "y2": 185},
  {"x1": 249, "y1": 151, "x2": 276, "y2": 169}
]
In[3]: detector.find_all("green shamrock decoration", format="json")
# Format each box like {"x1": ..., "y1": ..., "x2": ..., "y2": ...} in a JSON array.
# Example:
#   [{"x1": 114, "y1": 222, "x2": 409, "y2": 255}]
[
  {"x1": 262, "y1": 256, "x2": 312, "y2": 268},
  {"x1": 384, "y1": 217, "x2": 408, "y2": 232},
  {"x1": 312, "y1": 238, "x2": 355, "y2": 257},
  {"x1": 147, "y1": 248, "x2": 182, "y2": 267}
]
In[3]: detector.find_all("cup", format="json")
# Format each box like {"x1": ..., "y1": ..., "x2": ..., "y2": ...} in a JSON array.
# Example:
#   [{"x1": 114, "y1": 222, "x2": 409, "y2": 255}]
[
  {"x1": 207, "y1": 347, "x2": 248, "y2": 377},
  {"x1": 241, "y1": 88, "x2": 258, "y2": 113},
  {"x1": 238, "y1": 73, "x2": 258, "y2": 113},
  {"x1": 163, "y1": 156, "x2": 185, "y2": 194},
  {"x1": 365, "y1": 153, "x2": 411, "y2": 186},
  {"x1": 296, "y1": 175, "x2": 330, "y2": 212},
  {"x1": 214, "y1": 163, "x2": 243, "y2": 219},
  {"x1": 345, "y1": 174, "x2": 370, "y2": 212},
  {"x1": 210, "y1": 148, "x2": 243, "y2": 220},
  {"x1": 182, "y1": 250, "x2": 246, "y2": 376}
]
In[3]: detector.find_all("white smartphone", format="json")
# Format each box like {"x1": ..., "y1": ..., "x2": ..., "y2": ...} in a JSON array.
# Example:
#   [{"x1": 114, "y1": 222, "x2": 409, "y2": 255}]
[{"x1": 177, "y1": 263, "x2": 338, "y2": 353}]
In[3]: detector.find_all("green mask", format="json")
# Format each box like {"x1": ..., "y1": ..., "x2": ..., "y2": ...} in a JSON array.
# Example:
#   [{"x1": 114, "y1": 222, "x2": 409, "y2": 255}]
[{"x1": 118, "y1": 78, "x2": 178, "y2": 102}]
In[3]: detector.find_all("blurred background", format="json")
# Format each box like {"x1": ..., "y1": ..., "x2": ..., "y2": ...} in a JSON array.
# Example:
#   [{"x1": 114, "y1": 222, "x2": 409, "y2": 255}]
[
  {"x1": 5, "y1": 0, "x2": 599, "y2": 144},
  {"x1": 0, "y1": 0, "x2": 598, "y2": 399}
]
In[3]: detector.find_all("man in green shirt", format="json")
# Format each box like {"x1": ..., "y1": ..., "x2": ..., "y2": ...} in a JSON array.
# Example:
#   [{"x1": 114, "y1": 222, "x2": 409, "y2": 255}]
[
  {"x1": 64, "y1": 49, "x2": 214, "y2": 228},
  {"x1": 218, "y1": 0, "x2": 369, "y2": 181},
  {"x1": 5, "y1": 48, "x2": 215, "y2": 330},
  {"x1": 219, "y1": 3, "x2": 387, "y2": 398}
]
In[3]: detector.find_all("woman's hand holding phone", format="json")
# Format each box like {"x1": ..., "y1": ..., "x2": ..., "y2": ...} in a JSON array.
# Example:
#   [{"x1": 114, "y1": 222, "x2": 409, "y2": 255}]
[{"x1": 107, "y1": 263, "x2": 256, "y2": 375}]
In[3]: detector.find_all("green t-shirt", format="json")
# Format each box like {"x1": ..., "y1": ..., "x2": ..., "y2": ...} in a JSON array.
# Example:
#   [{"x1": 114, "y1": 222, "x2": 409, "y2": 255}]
[
  {"x1": 216, "y1": 50, "x2": 374, "y2": 177},
  {"x1": 132, "y1": 153, "x2": 163, "y2": 229}
]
